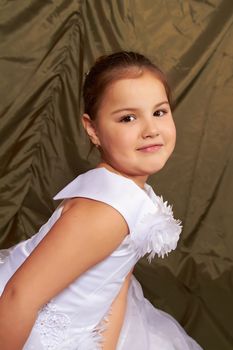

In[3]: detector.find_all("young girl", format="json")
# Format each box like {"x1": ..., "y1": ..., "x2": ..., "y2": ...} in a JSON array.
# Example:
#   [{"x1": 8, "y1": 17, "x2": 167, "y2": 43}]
[{"x1": 0, "y1": 52, "x2": 203, "y2": 350}]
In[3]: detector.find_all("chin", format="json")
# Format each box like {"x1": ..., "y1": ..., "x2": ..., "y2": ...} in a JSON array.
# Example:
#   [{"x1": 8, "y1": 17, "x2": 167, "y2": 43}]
[{"x1": 142, "y1": 162, "x2": 168, "y2": 176}]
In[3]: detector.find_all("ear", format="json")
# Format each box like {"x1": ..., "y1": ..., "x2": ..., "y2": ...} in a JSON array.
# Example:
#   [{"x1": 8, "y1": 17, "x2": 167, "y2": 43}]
[{"x1": 81, "y1": 113, "x2": 100, "y2": 147}]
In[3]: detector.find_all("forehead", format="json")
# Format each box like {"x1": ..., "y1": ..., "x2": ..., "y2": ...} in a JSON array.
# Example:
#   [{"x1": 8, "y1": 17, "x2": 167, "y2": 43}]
[{"x1": 101, "y1": 72, "x2": 167, "y2": 107}]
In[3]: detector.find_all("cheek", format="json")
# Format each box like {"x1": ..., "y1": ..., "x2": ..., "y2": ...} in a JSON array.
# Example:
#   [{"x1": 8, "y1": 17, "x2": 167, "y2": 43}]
[
  {"x1": 161, "y1": 122, "x2": 176, "y2": 155},
  {"x1": 102, "y1": 129, "x2": 132, "y2": 148},
  {"x1": 164, "y1": 119, "x2": 176, "y2": 142},
  {"x1": 98, "y1": 130, "x2": 122, "y2": 152},
  {"x1": 171, "y1": 124, "x2": 177, "y2": 143}
]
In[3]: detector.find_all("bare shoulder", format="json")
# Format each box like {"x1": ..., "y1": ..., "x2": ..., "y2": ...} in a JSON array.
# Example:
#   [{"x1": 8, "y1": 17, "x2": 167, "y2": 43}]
[
  {"x1": 61, "y1": 196, "x2": 129, "y2": 231},
  {"x1": 4, "y1": 196, "x2": 129, "y2": 309},
  {"x1": 60, "y1": 197, "x2": 77, "y2": 214}
]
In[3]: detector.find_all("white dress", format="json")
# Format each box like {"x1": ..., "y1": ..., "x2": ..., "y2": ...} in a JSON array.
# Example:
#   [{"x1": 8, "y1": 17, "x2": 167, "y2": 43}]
[{"x1": 0, "y1": 167, "x2": 203, "y2": 350}]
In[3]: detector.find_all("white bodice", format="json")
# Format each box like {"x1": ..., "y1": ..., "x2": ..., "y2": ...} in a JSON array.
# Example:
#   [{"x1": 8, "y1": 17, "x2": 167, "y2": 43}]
[{"x1": 0, "y1": 167, "x2": 182, "y2": 349}]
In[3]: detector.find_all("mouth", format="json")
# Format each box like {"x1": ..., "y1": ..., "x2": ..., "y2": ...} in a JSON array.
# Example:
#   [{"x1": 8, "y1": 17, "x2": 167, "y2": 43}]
[{"x1": 137, "y1": 143, "x2": 163, "y2": 152}]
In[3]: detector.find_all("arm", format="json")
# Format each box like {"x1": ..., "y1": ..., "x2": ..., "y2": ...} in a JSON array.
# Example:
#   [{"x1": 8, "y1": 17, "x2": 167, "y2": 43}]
[{"x1": 0, "y1": 198, "x2": 128, "y2": 350}]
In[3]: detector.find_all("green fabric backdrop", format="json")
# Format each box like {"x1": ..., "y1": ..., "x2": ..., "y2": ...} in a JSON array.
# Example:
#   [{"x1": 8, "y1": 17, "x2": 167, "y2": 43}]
[{"x1": 1, "y1": 1, "x2": 233, "y2": 349}]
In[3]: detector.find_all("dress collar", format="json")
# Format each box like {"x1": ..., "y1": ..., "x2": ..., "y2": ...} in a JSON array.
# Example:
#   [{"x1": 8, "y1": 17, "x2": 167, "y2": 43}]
[{"x1": 96, "y1": 167, "x2": 157, "y2": 208}]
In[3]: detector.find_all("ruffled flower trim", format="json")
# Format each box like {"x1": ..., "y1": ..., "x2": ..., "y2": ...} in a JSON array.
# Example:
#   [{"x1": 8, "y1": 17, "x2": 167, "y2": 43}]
[{"x1": 131, "y1": 195, "x2": 182, "y2": 261}]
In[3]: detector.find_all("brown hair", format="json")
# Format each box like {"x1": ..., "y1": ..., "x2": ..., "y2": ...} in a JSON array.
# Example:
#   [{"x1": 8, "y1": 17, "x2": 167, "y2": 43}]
[{"x1": 83, "y1": 51, "x2": 172, "y2": 120}]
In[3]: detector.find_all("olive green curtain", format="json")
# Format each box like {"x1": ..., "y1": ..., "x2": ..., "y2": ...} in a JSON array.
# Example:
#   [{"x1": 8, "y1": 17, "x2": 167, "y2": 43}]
[{"x1": 0, "y1": 1, "x2": 233, "y2": 349}]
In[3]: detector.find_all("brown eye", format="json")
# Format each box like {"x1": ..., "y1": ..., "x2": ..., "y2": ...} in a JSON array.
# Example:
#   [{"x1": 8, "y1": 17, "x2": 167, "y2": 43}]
[
  {"x1": 153, "y1": 109, "x2": 167, "y2": 117},
  {"x1": 120, "y1": 114, "x2": 136, "y2": 123}
]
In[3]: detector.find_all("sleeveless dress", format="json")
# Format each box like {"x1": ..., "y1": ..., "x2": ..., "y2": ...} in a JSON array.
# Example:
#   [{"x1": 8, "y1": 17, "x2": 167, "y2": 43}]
[{"x1": 0, "y1": 167, "x2": 203, "y2": 350}]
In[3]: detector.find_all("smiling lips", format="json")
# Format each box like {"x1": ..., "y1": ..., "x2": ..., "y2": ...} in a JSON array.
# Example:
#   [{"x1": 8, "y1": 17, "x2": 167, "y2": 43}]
[{"x1": 137, "y1": 144, "x2": 163, "y2": 152}]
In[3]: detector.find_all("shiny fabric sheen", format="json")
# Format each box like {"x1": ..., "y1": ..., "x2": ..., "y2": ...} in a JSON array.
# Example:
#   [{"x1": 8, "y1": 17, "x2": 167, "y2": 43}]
[{"x1": 0, "y1": 1, "x2": 233, "y2": 349}]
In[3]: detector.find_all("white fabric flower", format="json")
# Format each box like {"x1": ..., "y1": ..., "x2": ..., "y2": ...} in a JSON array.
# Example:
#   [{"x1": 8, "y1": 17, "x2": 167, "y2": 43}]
[{"x1": 130, "y1": 195, "x2": 182, "y2": 261}]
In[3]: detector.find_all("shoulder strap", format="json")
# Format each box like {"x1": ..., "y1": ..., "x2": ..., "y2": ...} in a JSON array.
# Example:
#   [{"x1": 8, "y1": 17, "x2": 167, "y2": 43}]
[{"x1": 53, "y1": 168, "x2": 156, "y2": 233}]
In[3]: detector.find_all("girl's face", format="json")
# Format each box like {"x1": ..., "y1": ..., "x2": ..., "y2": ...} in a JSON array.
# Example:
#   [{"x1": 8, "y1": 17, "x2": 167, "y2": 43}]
[{"x1": 82, "y1": 71, "x2": 176, "y2": 187}]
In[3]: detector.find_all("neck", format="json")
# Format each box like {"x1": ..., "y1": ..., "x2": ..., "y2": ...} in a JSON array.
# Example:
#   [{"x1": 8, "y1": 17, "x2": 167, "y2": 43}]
[{"x1": 96, "y1": 162, "x2": 149, "y2": 190}]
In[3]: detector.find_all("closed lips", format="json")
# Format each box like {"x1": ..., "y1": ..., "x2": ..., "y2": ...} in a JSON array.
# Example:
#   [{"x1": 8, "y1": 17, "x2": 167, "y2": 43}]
[{"x1": 137, "y1": 144, "x2": 163, "y2": 150}]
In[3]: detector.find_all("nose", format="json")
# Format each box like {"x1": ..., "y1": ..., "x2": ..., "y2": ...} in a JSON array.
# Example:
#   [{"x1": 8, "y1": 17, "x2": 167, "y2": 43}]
[{"x1": 141, "y1": 117, "x2": 160, "y2": 139}]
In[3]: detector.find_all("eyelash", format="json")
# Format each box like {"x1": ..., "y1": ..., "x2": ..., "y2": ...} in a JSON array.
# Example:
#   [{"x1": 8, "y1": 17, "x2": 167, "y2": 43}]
[
  {"x1": 153, "y1": 109, "x2": 167, "y2": 117},
  {"x1": 120, "y1": 109, "x2": 168, "y2": 123},
  {"x1": 120, "y1": 115, "x2": 136, "y2": 123}
]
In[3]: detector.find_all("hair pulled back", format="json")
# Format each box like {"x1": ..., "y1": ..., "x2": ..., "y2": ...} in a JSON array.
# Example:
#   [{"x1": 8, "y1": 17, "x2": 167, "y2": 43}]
[{"x1": 83, "y1": 51, "x2": 172, "y2": 120}]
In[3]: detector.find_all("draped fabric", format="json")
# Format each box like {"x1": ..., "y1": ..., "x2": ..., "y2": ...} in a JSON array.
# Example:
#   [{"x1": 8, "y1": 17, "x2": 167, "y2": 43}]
[{"x1": 0, "y1": 1, "x2": 232, "y2": 349}]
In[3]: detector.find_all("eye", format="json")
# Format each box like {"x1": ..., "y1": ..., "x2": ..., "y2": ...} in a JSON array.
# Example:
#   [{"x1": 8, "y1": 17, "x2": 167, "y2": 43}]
[
  {"x1": 153, "y1": 109, "x2": 167, "y2": 117},
  {"x1": 120, "y1": 114, "x2": 136, "y2": 123}
]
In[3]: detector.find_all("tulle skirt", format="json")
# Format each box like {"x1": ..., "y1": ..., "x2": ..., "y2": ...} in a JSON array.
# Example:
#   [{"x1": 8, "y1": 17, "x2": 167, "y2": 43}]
[
  {"x1": 0, "y1": 249, "x2": 203, "y2": 349},
  {"x1": 117, "y1": 275, "x2": 203, "y2": 349}
]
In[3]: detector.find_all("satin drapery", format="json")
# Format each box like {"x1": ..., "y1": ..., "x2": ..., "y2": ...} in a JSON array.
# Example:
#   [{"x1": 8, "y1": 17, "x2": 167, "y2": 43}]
[{"x1": 0, "y1": 1, "x2": 233, "y2": 349}]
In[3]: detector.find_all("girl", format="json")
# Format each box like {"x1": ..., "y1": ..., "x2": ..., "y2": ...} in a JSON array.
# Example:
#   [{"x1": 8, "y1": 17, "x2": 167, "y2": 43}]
[{"x1": 0, "y1": 51, "x2": 203, "y2": 349}]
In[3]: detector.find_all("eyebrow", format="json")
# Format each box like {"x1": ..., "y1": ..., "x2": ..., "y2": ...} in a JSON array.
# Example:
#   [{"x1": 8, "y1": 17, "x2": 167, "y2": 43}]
[{"x1": 111, "y1": 101, "x2": 169, "y2": 114}]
